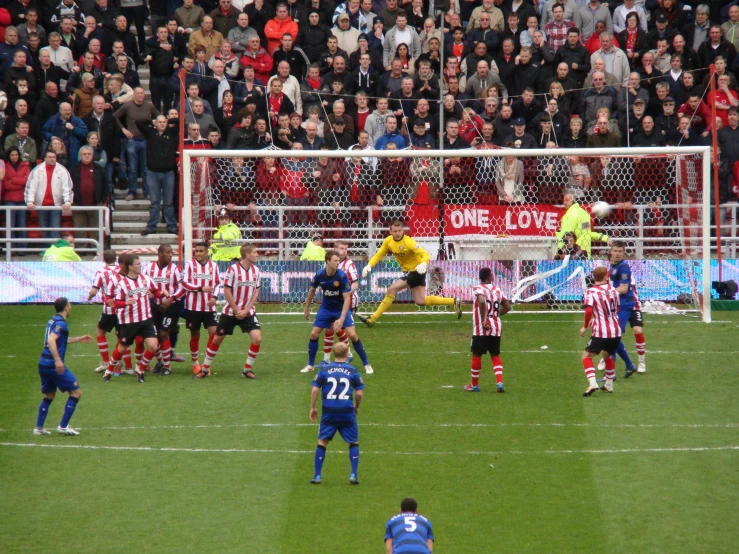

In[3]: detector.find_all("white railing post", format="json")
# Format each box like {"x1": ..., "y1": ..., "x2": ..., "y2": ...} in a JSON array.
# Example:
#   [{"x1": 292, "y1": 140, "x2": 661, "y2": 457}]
[
  {"x1": 182, "y1": 152, "x2": 193, "y2": 264},
  {"x1": 702, "y1": 149, "x2": 712, "y2": 323}
]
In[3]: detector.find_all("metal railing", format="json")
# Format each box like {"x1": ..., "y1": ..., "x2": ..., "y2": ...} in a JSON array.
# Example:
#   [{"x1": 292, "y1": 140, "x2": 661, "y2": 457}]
[{"x1": 2, "y1": 205, "x2": 111, "y2": 261}]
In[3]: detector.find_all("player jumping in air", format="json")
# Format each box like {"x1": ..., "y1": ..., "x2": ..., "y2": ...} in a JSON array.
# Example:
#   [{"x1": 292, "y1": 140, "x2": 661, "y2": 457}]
[
  {"x1": 302, "y1": 250, "x2": 373, "y2": 374},
  {"x1": 598, "y1": 241, "x2": 647, "y2": 378},
  {"x1": 555, "y1": 193, "x2": 612, "y2": 259},
  {"x1": 309, "y1": 342, "x2": 364, "y2": 485},
  {"x1": 465, "y1": 267, "x2": 512, "y2": 393},
  {"x1": 34, "y1": 298, "x2": 93, "y2": 436},
  {"x1": 198, "y1": 245, "x2": 262, "y2": 379},
  {"x1": 580, "y1": 266, "x2": 622, "y2": 396},
  {"x1": 384, "y1": 498, "x2": 435, "y2": 554},
  {"x1": 358, "y1": 220, "x2": 462, "y2": 327},
  {"x1": 321, "y1": 240, "x2": 357, "y2": 366}
]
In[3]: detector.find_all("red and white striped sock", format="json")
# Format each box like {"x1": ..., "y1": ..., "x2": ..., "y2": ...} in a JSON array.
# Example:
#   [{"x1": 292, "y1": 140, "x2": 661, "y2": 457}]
[
  {"x1": 470, "y1": 356, "x2": 481, "y2": 386},
  {"x1": 96, "y1": 335, "x2": 109, "y2": 363},
  {"x1": 138, "y1": 349, "x2": 155, "y2": 373},
  {"x1": 582, "y1": 358, "x2": 596, "y2": 387},
  {"x1": 121, "y1": 344, "x2": 133, "y2": 370},
  {"x1": 336, "y1": 329, "x2": 349, "y2": 345},
  {"x1": 202, "y1": 336, "x2": 221, "y2": 371},
  {"x1": 156, "y1": 347, "x2": 163, "y2": 362},
  {"x1": 605, "y1": 357, "x2": 616, "y2": 381},
  {"x1": 492, "y1": 355, "x2": 504, "y2": 384},
  {"x1": 634, "y1": 333, "x2": 646, "y2": 357},
  {"x1": 323, "y1": 331, "x2": 334, "y2": 361},
  {"x1": 106, "y1": 347, "x2": 122, "y2": 375},
  {"x1": 190, "y1": 336, "x2": 200, "y2": 365},
  {"x1": 244, "y1": 343, "x2": 261, "y2": 372},
  {"x1": 134, "y1": 336, "x2": 145, "y2": 366},
  {"x1": 160, "y1": 339, "x2": 172, "y2": 370}
]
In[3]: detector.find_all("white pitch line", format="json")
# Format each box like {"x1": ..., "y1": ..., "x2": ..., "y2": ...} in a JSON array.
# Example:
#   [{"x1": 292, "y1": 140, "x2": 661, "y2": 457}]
[{"x1": 1, "y1": 442, "x2": 738, "y2": 456}]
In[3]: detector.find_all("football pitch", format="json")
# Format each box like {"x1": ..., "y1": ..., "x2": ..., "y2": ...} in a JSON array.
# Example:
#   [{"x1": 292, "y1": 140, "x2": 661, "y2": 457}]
[{"x1": 1, "y1": 305, "x2": 738, "y2": 553}]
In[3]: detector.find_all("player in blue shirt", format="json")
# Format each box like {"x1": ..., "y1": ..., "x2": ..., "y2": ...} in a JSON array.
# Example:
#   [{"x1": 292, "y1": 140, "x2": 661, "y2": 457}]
[
  {"x1": 34, "y1": 298, "x2": 92, "y2": 436},
  {"x1": 310, "y1": 342, "x2": 365, "y2": 484},
  {"x1": 301, "y1": 249, "x2": 373, "y2": 374},
  {"x1": 384, "y1": 498, "x2": 435, "y2": 554},
  {"x1": 601, "y1": 241, "x2": 647, "y2": 379}
]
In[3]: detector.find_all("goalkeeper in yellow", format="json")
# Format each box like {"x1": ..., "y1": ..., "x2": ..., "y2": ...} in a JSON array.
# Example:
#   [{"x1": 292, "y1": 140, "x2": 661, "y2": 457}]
[
  {"x1": 555, "y1": 193, "x2": 612, "y2": 259},
  {"x1": 357, "y1": 220, "x2": 462, "y2": 327},
  {"x1": 209, "y1": 209, "x2": 242, "y2": 262}
]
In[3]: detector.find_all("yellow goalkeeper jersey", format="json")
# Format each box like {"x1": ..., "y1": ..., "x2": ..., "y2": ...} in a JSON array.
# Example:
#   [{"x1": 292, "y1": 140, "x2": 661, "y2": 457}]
[{"x1": 369, "y1": 234, "x2": 430, "y2": 273}]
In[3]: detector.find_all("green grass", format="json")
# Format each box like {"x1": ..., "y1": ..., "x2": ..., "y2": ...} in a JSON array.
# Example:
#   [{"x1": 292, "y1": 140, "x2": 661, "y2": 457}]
[{"x1": 1, "y1": 305, "x2": 739, "y2": 553}]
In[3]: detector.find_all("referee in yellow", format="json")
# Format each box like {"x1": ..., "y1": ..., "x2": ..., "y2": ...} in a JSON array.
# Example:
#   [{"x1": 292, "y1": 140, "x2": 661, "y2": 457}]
[
  {"x1": 555, "y1": 193, "x2": 612, "y2": 259},
  {"x1": 358, "y1": 220, "x2": 462, "y2": 327}
]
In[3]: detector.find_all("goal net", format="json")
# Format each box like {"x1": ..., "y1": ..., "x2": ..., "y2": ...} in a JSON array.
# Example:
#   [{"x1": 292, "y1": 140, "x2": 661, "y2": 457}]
[{"x1": 182, "y1": 146, "x2": 712, "y2": 321}]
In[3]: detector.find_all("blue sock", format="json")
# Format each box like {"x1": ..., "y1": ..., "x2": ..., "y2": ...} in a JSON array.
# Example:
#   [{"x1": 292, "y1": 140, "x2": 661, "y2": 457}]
[
  {"x1": 314, "y1": 444, "x2": 326, "y2": 478},
  {"x1": 615, "y1": 341, "x2": 634, "y2": 369},
  {"x1": 349, "y1": 444, "x2": 359, "y2": 476},
  {"x1": 170, "y1": 331, "x2": 179, "y2": 349},
  {"x1": 36, "y1": 397, "x2": 53, "y2": 428},
  {"x1": 308, "y1": 339, "x2": 319, "y2": 366},
  {"x1": 60, "y1": 397, "x2": 79, "y2": 428},
  {"x1": 352, "y1": 339, "x2": 369, "y2": 366}
]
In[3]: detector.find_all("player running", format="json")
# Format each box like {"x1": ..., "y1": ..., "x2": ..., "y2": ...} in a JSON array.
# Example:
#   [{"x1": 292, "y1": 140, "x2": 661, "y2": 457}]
[
  {"x1": 302, "y1": 250, "x2": 373, "y2": 374},
  {"x1": 34, "y1": 298, "x2": 92, "y2": 436},
  {"x1": 598, "y1": 241, "x2": 647, "y2": 378},
  {"x1": 181, "y1": 242, "x2": 221, "y2": 375},
  {"x1": 580, "y1": 266, "x2": 622, "y2": 396},
  {"x1": 309, "y1": 342, "x2": 364, "y2": 485},
  {"x1": 198, "y1": 245, "x2": 262, "y2": 379},
  {"x1": 321, "y1": 240, "x2": 357, "y2": 366},
  {"x1": 465, "y1": 267, "x2": 512, "y2": 393},
  {"x1": 103, "y1": 254, "x2": 167, "y2": 383},
  {"x1": 87, "y1": 249, "x2": 120, "y2": 373},
  {"x1": 384, "y1": 498, "x2": 435, "y2": 554},
  {"x1": 142, "y1": 244, "x2": 184, "y2": 376}
]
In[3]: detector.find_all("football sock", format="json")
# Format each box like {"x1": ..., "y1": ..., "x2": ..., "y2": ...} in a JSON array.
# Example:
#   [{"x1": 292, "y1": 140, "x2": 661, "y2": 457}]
[
  {"x1": 155, "y1": 348, "x2": 162, "y2": 362},
  {"x1": 582, "y1": 358, "x2": 597, "y2": 387},
  {"x1": 36, "y1": 397, "x2": 53, "y2": 428},
  {"x1": 492, "y1": 355, "x2": 504, "y2": 384},
  {"x1": 107, "y1": 347, "x2": 123, "y2": 374},
  {"x1": 605, "y1": 357, "x2": 616, "y2": 382},
  {"x1": 614, "y1": 341, "x2": 634, "y2": 368},
  {"x1": 323, "y1": 331, "x2": 334, "y2": 361},
  {"x1": 122, "y1": 348, "x2": 132, "y2": 370},
  {"x1": 351, "y1": 339, "x2": 369, "y2": 366},
  {"x1": 96, "y1": 336, "x2": 109, "y2": 363},
  {"x1": 202, "y1": 336, "x2": 220, "y2": 371},
  {"x1": 138, "y1": 349, "x2": 155, "y2": 373},
  {"x1": 337, "y1": 329, "x2": 349, "y2": 345},
  {"x1": 160, "y1": 339, "x2": 172, "y2": 370},
  {"x1": 424, "y1": 296, "x2": 454, "y2": 306},
  {"x1": 634, "y1": 333, "x2": 646, "y2": 358},
  {"x1": 190, "y1": 336, "x2": 200, "y2": 364},
  {"x1": 314, "y1": 444, "x2": 326, "y2": 477},
  {"x1": 170, "y1": 330, "x2": 179, "y2": 349},
  {"x1": 470, "y1": 356, "x2": 481, "y2": 386},
  {"x1": 244, "y1": 343, "x2": 260, "y2": 371},
  {"x1": 134, "y1": 336, "x2": 145, "y2": 366},
  {"x1": 59, "y1": 396, "x2": 79, "y2": 428},
  {"x1": 308, "y1": 339, "x2": 319, "y2": 366},
  {"x1": 370, "y1": 293, "x2": 395, "y2": 323},
  {"x1": 349, "y1": 443, "x2": 359, "y2": 476}
]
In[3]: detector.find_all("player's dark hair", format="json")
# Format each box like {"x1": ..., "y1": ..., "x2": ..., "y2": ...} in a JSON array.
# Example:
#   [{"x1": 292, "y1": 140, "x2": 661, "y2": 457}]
[
  {"x1": 195, "y1": 241, "x2": 209, "y2": 249},
  {"x1": 400, "y1": 498, "x2": 418, "y2": 512},
  {"x1": 325, "y1": 249, "x2": 339, "y2": 262},
  {"x1": 54, "y1": 297, "x2": 69, "y2": 313},
  {"x1": 479, "y1": 267, "x2": 492, "y2": 282},
  {"x1": 390, "y1": 219, "x2": 404, "y2": 227},
  {"x1": 593, "y1": 266, "x2": 609, "y2": 282},
  {"x1": 103, "y1": 249, "x2": 117, "y2": 264},
  {"x1": 158, "y1": 244, "x2": 172, "y2": 254},
  {"x1": 611, "y1": 240, "x2": 626, "y2": 249},
  {"x1": 118, "y1": 253, "x2": 136, "y2": 269}
]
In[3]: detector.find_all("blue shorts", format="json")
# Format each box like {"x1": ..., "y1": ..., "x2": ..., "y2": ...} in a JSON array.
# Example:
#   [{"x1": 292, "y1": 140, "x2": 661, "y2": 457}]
[
  {"x1": 318, "y1": 420, "x2": 358, "y2": 443},
  {"x1": 39, "y1": 364, "x2": 80, "y2": 394},
  {"x1": 314, "y1": 307, "x2": 355, "y2": 330},
  {"x1": 618, "y1": 308, "x2": 644, "y2": 331}
]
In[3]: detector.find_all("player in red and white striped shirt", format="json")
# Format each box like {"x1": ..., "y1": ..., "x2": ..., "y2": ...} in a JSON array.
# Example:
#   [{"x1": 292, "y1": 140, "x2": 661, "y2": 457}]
[
  {"x1": 181, "y1": 242, "x2": 222, "y2": 374},
  {"x1": 465, "y1": 267, "x2": 512, "y2": 393},
  {"x1": 87, "y1": 250, "x2": 120, "y2": 372},
  {"x1": 142, "y1": 244, "x2": 185, "y2": 376},
  {"x1": 103, "y1": 254, "x2": 167, "y2": 383},
  {"x1": 580, "y1": 266, "x2": 622, "y2": 396},
  {"x1": 322, "y1": 240, "x2": 358, "y2": 365},
  {"x1": 199, "y1": 245, "x2": 262, "y2": 379}
]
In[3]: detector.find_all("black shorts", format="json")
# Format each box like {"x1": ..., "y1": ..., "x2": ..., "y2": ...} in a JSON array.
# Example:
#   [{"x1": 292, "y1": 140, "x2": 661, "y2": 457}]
[
  {"x1": 151, "y1": 300, "x2": 181, "y2": 332},
  {"x1": 184, "y1": 309, "x2": 219, "y2": 331},
  {"x1": 217, "y1": 314, "x2": 261, "y2": 336},
  {"x1": 627, "y1": 309, "x2": 644, "y2": 328},
  {"x1": 585, "y1": 337, "x2": 621, "y2": 356},
  {"x1": 97, "y1": 313, "x2": 119, "y2": 333},
  {"x1": 119, "y1": 319, "x2": 158, "y2": 346},
  {"x1": 401, "y1": 270, "x2": 426, "y2": 289},
  {"x1": 470, "y1": 335, "x2": 501, "y2": 356}
]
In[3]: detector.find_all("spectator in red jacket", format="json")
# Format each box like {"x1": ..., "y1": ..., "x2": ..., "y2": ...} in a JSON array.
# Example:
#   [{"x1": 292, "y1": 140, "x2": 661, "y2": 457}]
[
  {"x1": 240, "y1": 34, "x2": 273, "y2": 84},
  {"x1": 2, "y1": 146, "x2": 30, "y2": 253},
  {"x1": 677, "y1": 94, "x2": 713, "y2": 137},
  {"x1": 264, "y1": 3, "x2": 299, "y2": 54}
]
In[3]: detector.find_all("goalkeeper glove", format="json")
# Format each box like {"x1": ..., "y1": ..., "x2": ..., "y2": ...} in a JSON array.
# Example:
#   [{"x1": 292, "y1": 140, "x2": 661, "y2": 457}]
[
  {"x1": 362, "y1": 265, "x2": 372, "y2": 278},
  {"x1": 416, "y1": 262, "x2": 427, "y2": 274}
]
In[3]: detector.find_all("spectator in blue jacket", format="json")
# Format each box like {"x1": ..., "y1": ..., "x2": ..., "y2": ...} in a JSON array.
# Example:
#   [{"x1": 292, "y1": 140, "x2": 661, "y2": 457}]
[
  {"x1": 374, "y1": 115, "x2": 407, "y2": 149},
  {"x1": 42, "y1": 102, "x2": 88, "y2": 165}
]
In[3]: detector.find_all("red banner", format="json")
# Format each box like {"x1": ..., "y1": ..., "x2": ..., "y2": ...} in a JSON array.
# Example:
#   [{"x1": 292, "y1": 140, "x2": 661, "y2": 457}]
[{"x1": 408, "y1": 204, "x2": 565, "y2": 237}]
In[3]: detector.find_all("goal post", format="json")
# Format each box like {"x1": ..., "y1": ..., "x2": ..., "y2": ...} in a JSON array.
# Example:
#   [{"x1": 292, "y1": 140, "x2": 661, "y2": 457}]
[{"x1": 182, "y1": 145, "x2": 713, "y2": 322}]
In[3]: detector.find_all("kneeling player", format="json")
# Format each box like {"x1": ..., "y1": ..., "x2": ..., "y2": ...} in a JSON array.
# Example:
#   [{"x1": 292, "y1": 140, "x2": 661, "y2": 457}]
[
  {"x1": 309, "y1": 342, "x2": 364, "y2": 485},
  {"x1": 465, "y1": 267, "x2": 511, "y2": 392},
  {"x1": 580, "y1": 266, "x2": 622, "y2": 396},
  {"x1": 302, "y1": 250, "x2": 373, "y2": 374},
  {"x1": 198, "y1": 245, "x2": 262, "y2": 379}
]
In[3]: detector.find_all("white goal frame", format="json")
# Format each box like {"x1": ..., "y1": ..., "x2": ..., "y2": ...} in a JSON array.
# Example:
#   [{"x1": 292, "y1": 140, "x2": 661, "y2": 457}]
[{"x1": 182, "y1": 146, "x2": 713, "y2": 323}]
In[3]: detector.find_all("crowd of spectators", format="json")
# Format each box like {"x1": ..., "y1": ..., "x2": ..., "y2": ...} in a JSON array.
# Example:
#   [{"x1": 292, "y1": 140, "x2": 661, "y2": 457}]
[{"x1": 1, "y1": 0, "x2": 738, "y2": 255}]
